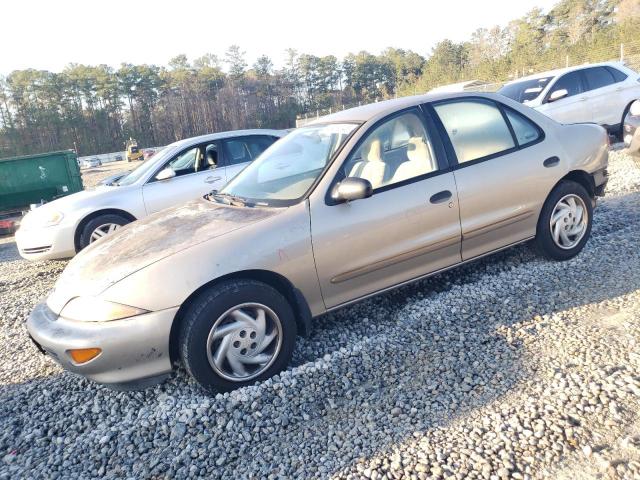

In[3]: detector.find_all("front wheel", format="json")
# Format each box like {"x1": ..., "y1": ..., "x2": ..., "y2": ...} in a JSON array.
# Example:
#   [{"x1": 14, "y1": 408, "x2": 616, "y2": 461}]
[
  {"x1": 178, "y1": 279, "x2": 297, "y2": 393},
  {"x1": 535, "y1": 180, "x2": 593, "y2": 261},
  {"x1": 78, "y1": 213, "x2": 131, "y2": 250}
]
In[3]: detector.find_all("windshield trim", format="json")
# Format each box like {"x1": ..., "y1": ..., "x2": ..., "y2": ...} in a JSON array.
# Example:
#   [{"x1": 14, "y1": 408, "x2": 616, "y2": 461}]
[{"x1": 219, "y1": 121, "x2": 363, "y2": 208}]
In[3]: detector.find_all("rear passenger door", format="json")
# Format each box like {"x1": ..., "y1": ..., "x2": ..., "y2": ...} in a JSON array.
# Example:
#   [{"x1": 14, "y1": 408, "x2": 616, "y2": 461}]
[
  {"x1": 220, "y1": 135, "x2": 279, "y2": 183},
  {"x1": 581, "y1": 66, "x2": 623, "y2": 127},
  {"x1": 430, "y1": 98, "x2": 561, "y2": 260}
]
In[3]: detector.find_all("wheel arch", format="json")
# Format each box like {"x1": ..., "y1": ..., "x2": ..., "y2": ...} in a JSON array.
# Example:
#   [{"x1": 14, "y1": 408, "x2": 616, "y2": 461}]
[
  {"x1": 536, "y1": 169, "x2": 594, "y2": 234},
  {"x1": 74, "y1": 208, "x2": 137, "y2": 252},
  {"x1": 168, "y1": 269, "x2": 313, "y2": 365}
]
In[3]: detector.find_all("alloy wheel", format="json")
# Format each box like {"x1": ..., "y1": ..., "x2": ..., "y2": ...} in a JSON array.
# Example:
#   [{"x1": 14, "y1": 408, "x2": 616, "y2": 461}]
[
  {"x1": 206, "y1": 303, "x2": 282, "y2": 382},
  {"x1": 549, "y1": 194, "x2": 588, "y2": 250},
  {"x1": 89, "y1": 223, "x2": 121, "y2": 243}
]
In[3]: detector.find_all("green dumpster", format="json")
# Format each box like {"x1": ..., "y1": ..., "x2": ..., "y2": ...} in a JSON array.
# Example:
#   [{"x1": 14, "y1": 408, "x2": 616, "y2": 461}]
[{"x1": 0, "y1": 150, "x2": 83, "y2": 212}]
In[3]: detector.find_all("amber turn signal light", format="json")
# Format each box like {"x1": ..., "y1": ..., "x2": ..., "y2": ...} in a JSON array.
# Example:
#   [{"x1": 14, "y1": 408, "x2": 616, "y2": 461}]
[{"x1": 67, "y1": 348, "x2": 102, "y2": 364}]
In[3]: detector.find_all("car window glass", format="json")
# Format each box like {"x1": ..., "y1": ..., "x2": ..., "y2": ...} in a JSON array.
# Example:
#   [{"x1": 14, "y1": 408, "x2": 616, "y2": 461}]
[
  {"x1": 166, "y1": 147, "x2": 199, "y2": 176},
  {"x1": 342, "y1": 111, "x2": 437, "y2": 189},
  {"x1": 204, "y1": 143, "x2": 218, "y2": 170},
  {"x1": 505, "y1": 109, "x2": 541, "y2": 146},
  {"x1": 549, "y1": 71, "x2": 583, "y2": 98},
  {"x1": 606, "y1": 66, "x2": 628, "y2": 83},
  {"x1": 224, "y1": 136, "x2": 277, "y2": 166},
  {"x1": 246, "y1": 136, "x2": 277, "y2": 158},
  {"x1": 434, "y1": 100, "x2": 515, "y2": 164},
  {"x1": 583, "y1": 67, "x2": 615, "y2": 91}
]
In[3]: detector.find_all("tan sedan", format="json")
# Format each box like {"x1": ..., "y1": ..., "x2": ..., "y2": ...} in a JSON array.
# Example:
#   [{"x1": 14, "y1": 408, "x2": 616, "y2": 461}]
[{"x1": 27, "y1": 92, "x2": 609, "y2": 392}]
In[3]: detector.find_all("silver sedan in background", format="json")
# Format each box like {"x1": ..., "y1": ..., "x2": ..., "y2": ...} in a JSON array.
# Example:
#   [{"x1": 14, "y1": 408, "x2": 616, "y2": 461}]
[
  {"x1": 15, "y1": 129, "x2": 285, "y2": 260},
  {"x1": 28, "y1": 92, "x2": 608, "y2": 393}
]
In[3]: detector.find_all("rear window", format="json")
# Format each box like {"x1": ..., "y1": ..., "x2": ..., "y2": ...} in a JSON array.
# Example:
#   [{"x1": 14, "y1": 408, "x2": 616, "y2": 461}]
[
  {"x1": 606, "y1": 66, "x2": 628, "y2": 83},
  {"x1": 583, "y1": 67, "x2": 615, "y2": 91}
]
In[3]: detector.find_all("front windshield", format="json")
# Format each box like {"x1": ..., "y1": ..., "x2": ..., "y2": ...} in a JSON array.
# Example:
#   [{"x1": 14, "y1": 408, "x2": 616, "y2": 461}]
[
  {"x1": 498, "y1": 76, "x2": 554, "y2": 103},
  {"x1": 220, "y1": 123, "x2": 358, "y2": 206},
  {"x1": 116, "y1": 146, "x2": 174, "y2": 186}
]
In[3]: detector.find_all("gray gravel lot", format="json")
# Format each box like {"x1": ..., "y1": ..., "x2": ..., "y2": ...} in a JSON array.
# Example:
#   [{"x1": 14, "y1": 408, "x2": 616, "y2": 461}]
[{"x1": 0, "y1": 152, "x2": 639, "y2": 479}]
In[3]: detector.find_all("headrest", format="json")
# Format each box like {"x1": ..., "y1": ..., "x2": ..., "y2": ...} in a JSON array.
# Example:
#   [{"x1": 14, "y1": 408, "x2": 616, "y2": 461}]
[
  {"x1": 407, "y1": 137, "x2": 428, "y2": 162},
  {"x1": 362, "y1": 138, "x2": 383, "y2": 162}
]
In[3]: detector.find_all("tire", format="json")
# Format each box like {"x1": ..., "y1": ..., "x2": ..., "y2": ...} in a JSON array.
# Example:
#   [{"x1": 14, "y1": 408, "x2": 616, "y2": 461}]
[
  {"x1": 178, "y1": 279, "x2": 297, "y2": 393},
  {"x1": 535, "y1": 180, "x2": 593, "y2": 261},
  {"x1": 78, "y1": 213, "x2": 131, "y2": 250}
]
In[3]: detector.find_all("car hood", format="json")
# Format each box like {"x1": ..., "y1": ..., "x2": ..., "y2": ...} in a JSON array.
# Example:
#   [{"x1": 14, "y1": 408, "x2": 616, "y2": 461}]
[{"x1": 48, "y1": 198, "x2": 281, "y2": 312}]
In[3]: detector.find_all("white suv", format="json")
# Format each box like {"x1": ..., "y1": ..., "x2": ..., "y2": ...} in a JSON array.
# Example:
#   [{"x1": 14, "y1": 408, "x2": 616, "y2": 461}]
[{"x1": 499, "y1": 62, "x2": 640, "y2": 136}]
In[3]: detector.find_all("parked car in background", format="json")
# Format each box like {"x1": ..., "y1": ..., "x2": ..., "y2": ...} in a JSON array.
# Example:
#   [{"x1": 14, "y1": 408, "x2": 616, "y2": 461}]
[
  {"x1": 80, "y1": 157, "x2": 102, "y2": 169},
  {"x1": 15, "y1": 129, "x2": 286, "y2": 260},
  {"x1": 499, "y1": 61, "x2": 640, "y2": 137},
  {"x1": 623, "y1": 99, "x2": 640, "y2": 156},
  {"x1": 26, "y1": 92, "x2": 608, "y2": 392},
  {"x1": 143, "y1": 148, "x2": 158, "y2": 160}
]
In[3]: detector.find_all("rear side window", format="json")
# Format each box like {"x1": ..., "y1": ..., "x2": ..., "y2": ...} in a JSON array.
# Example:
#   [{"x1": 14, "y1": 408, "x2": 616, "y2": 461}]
[
  {"x1": 583, "y1": 67, "x2": 615, "y2": 91},
  {"x1": 434, "y1": 99, "x2": 515, "y2": 164},
  {"x1": 549, "y1": 71, "x2": 583, "y2": 99},
  {"x1": 606, "y1": 66, "x2": 628, "y2": 83},
  {"x1": 223, "y1": 136, "x2": 277, "y2": 166},
  {"x1": 505, "y1": 109, "x2": 541, "y2": 146}
]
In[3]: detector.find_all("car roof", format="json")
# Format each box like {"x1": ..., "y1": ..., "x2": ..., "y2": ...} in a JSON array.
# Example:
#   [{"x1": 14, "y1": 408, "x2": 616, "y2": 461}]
[
  {"x1": 169, "y1": 129, "x2": 288, "y2": 148},
  {"x1": 503, "y1": 61, "x2": 629, "y2": 85},
  {"x1": 308, "y1": 91, "x2": 503, "y2": 124}
]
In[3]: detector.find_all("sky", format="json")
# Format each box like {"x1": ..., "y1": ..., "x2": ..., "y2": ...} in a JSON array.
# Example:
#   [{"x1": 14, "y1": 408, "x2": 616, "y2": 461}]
[{"x1": 0, "y1": 0, "x2": 559, "y2": 75}]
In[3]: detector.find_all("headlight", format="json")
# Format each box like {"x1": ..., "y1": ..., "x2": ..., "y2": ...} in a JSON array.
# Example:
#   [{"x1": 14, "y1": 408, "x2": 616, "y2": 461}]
[
  {"x1": 60, "y1": 297, "x2": 148, "y2": 322},
  {"x1": 23, "y1": 209, "x2": 64, "y2": 228}
]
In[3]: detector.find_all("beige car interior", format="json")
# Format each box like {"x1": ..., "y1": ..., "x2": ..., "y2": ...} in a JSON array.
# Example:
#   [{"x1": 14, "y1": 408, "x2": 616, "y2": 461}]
[{"x1": 347, "y1": 113, "x2": 437, "y2": 189}]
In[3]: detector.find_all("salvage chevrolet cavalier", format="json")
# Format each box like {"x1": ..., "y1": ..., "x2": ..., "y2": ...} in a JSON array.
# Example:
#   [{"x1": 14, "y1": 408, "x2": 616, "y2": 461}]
[{"x1": 27, "y1": 92, "x2": 609, "y2": 392}]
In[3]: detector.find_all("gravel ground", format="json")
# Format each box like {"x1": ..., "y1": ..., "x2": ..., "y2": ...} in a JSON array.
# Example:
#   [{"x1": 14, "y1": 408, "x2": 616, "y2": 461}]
[{"x1": 0, "y1": 151, "x2": 639, "y2": 479}]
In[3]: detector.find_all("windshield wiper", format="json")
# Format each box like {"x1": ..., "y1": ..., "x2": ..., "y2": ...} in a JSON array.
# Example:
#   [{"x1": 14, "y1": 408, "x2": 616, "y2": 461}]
[{"x1": 208, "y1": 191, "x2": 253, "y2": 207}]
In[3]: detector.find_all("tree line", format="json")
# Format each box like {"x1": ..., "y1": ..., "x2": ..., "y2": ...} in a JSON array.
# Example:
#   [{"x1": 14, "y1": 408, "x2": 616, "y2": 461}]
[{"x1": 1, "y1": 0, "x2": 639, "y2": 158}]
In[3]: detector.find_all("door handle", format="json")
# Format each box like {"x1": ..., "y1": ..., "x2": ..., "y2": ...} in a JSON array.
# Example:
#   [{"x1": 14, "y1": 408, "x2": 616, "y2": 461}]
[
  {"x1": 543, "y1": 156, "x2": 560, "y2": 168},
  {"x1": 579, "y1": 97, "x2": 587, "y2": 101},
  {"x1": 430, "y1": 190, "x2": 452, "y2": 204},
  {"x1": 205, "y1": 176, "x2": 222, "y2": 184}
]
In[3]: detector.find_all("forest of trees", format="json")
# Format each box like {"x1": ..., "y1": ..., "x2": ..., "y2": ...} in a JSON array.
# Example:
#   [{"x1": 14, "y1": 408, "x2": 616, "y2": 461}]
[{"x1": 1, "y1": 0, "x2": 640, "y2": 157}]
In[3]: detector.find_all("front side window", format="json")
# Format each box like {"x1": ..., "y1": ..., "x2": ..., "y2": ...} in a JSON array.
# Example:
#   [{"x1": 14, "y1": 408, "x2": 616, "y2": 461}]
[
  {"x1": 166, "y1": 147, "x2": 199, "y2": 176},
  {"x1": 221, "y1": 123, "x2": 357, "y2": 205},
  {"x1": 342, "y1": 111, "x2": 437, "y2": 189},
  {"x1": 434, "y1": 100, "x2": 515, "y2": 164},
  {"x1": 583, "y1": 67, "x2": 615, "y2": 91},
  {"x1": 505, "y1": 109, "x2": 541, "y2": 146},
  {"x1": 498, "y1": 76, "x2": 553, "y2": 104},
  {"x1": 548, "y1": 71, "x2": 583, "y2": 100}
]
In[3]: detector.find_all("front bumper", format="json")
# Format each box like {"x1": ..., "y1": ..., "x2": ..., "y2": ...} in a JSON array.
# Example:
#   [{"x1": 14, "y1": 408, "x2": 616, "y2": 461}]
[
  {"x1": 15, "y1": 223, "x2": 77, "y2": 261},
  {"x1": 27, "y1": 302, "x2": 177, "y2": 386}
]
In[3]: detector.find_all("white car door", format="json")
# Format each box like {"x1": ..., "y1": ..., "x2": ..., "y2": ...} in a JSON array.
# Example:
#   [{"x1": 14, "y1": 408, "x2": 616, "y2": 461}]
[
  {"x1": 220, "y1": 135, "x2": 280, "y2": 183},
  {"x1": 537, "y1": 70, "x2": 591, "y2": 124},
  {"x1": 581, "y1": 66, "x2": 623, "y2": 126},
  {"x1": 142, "y1": 142, "x2": 226, "y2": 214}
]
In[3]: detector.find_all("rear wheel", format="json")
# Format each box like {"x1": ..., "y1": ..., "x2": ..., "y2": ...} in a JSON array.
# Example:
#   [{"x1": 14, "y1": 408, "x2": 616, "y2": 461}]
[
  {"x1": 78, "y1": 213, "x2": 131, "y2": 250},
  {"x1": 535, "y1": 181, "x2": 593, "y2": 261},
  {"x1": 178, "y1": 279, "x2": 296, "y2": 393}
]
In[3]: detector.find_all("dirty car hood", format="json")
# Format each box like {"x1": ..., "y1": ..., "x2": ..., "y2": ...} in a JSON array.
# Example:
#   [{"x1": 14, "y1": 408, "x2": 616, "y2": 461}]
[{"x1": 49, "y1": 198, "x2": 280, "y2": 310}]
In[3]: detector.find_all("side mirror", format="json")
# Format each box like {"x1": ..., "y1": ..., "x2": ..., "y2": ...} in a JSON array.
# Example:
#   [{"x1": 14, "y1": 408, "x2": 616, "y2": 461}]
[
  {"x1": 331, "y1": 177, "x2": 373, "y2": 203},
  {"x1": 548, "y1": 89, "x2": 568, "y2": 103},
  {"x1": 155, "y1": 167, "x2": 176, "y2": 181}
]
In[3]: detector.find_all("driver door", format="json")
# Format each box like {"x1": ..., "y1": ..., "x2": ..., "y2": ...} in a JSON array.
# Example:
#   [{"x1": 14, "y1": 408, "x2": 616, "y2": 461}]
[{"x1": 142, "y1": 141, "x2": 224, "y2": 214}]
